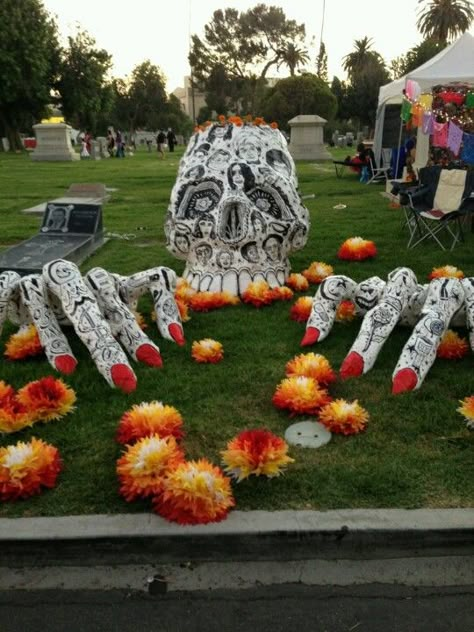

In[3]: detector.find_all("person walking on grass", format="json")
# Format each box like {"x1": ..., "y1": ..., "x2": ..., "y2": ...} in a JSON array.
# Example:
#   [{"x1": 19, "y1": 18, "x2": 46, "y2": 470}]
[
  {"x1": 167, "y1": 128, "x2": 177, "y2": 152},
  {"x1": 156, "y1": 130, "x2": 166, "y2": 159}
]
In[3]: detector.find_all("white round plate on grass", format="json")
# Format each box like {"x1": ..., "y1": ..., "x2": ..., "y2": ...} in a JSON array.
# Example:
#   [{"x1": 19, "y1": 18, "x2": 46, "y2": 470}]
[{"x1": 285, "y1": 420, "x2": 331, "y2": 449}]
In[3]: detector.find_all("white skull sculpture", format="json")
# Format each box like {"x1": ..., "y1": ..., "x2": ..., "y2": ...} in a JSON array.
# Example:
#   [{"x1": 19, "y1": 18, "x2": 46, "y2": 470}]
[{"x1": 165, "y1": 122, "x2": 310, "y2": 295}]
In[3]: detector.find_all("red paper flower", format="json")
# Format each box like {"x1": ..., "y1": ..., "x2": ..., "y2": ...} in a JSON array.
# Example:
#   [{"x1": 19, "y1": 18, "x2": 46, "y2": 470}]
[
  {"x1": 319, "y1": 399, "x2": 369, "y2": 435},
  {"x1": 302, "y1": 262, "x2": 334, "y2": 284},
  {"x1": 0, "y1": 437, "x2": 62, "y2": 501},
  {"x1": 272, "y1": 376, "x2": 331, "y2": 416},
  {"x1": 286, "y1": 273, "x2": 309, "y2": 292},
  {"x1": 192, "y1": 339, "x2": 224, "y2": 364},
  {"x1": 290, "y1": 297, "x2": 313, "y2": 322},
  {"x1": 437, "y1": 330, "x2": 469, "y2": 360},
  {"x1": 189, "y1": 291, "x2": 239, "y2": 312},
  {"x1": 428, "y1": 265, "x2": 464, "y2": 280},
  {"x1": 338, "y1": 237, "x2": 377, "y2": 261},
  {"x1": 269, "y1": 286, "x2": 294, "y2": 301},
  {"x1": 175, "y1": 278, "x2": 197, "y2": 303},
  {"x1": 285, "y1": 352, "x2": 336, "y2": 386},
  {"x1": 4, "y1": 325, "x2": 43, "y2": 360},
  {"x1": 241, "y1": 280, "x2": 274, "y2": 307},
  {"x1": 335, "y1": 300, "x2": 356, "y2": 322},
  {"x1": 16, "y1": 376, "x2": 76, "y2": 421},
  {"x1": 221, "y1": 428, "x2": 294, "y2": 481},
  {"x1": 116, "y1": 401, "x2": 185, "y2": 444},
  {"x1": 153, "y1": 459, "x2": 235, "y2": 525}
]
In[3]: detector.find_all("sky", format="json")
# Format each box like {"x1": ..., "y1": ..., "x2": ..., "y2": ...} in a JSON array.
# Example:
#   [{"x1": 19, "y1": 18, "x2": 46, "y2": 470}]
[{"x1": 42, "y1": 0, "x2": 447, "y2": 92}]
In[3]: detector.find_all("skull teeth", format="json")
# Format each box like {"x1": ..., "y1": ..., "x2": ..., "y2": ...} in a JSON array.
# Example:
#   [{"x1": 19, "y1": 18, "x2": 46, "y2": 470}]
[{"x1": 185, "y1": 268, "x2": 287, "y2": 294}]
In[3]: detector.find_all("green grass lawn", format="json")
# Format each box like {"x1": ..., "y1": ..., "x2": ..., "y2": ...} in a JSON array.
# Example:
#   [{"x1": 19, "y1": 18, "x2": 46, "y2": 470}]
[{"x1": 0, "y1": 145, "x2": 473, "y2": 517}]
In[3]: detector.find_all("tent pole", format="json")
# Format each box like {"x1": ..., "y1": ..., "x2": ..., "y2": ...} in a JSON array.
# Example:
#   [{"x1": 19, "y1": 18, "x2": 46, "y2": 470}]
[{"x1": 395, "y1": 117, "x2": 403, "y2": 179}]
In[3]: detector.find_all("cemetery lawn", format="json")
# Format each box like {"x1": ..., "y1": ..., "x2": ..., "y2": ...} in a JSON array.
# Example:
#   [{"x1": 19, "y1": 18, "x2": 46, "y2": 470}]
[{"x1": 0, "y1": 146, "x2": 473, "y2": 518}]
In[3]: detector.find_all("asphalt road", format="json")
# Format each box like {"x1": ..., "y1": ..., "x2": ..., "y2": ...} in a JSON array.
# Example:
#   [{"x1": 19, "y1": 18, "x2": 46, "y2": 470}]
[{"x1": 1, "y1": 584, "x2": 473, "y2": 632}]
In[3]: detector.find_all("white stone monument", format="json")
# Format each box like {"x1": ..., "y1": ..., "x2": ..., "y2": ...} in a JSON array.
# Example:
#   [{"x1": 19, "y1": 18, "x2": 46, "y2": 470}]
[
  {"x1": 288, "y1": 115, "x2": 332, "y2": 160},
  {"x1": 31, "y1": 123, "x2": 79, "y2": 162}
]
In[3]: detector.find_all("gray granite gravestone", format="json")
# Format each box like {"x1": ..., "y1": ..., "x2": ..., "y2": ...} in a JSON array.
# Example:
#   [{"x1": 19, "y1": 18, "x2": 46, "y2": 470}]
[
  {"x1": 21, "y1": 183, "x2": 110, "y2": 215},
  {"x1": 0, "y1": 203, "x2": 105, "y2": 275}
]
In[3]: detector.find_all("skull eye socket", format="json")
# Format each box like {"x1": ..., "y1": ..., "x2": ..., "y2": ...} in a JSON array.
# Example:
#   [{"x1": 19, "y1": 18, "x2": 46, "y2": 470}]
[
  {"x1": 246, "y1": 186, "x2": 294, "y2": 220},
  {"x1": 176, "y1": 180, "x2": 223, "y2": 219}
]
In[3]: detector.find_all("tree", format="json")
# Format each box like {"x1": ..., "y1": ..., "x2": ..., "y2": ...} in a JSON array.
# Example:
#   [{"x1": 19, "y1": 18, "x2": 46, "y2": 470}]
[
  {"x1": 342, "y1": 37, "x2": 384, "y2": 83},
  {"x1": 56, "y1": 31, "x2": 112, "y2": 133},
  {"x1": 346, "y1": 61, "x2": 390, "y2": 128},
  {"x1": 330, "y1": 76, "x2": 351, "y2": 120},
  {"x1": 277, "y1": 43, "x2": 310, "y2": 76},
  {"x1": 390, "y1": 39, "x2": 443, "y2": 79},
  {"x1": 316, "y1": 42, "x2": 328, "y2": 83},
  {"x1": 0, "y1": 0, "x2": 59, "y2": 150},
  {"x1": 416, "y1": 0, "x2": 474, "y2": 45},
  {"x1": 260, "y1": 74, "x2": 337, "y2": 130}
]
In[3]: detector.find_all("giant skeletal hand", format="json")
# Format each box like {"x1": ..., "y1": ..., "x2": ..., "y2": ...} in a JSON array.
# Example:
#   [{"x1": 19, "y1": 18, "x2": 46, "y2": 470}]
[
  {"x1": 300, "y1": 267, "x2": 473, "y2": 393},
  {"x1": 0, "y1": 259, "x2": 185, "y2": 392}
]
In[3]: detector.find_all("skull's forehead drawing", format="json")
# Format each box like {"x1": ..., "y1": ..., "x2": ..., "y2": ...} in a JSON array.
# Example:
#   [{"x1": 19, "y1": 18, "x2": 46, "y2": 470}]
[{"x1": 166, "y1": 122, "x2": 310, "y2": 296}]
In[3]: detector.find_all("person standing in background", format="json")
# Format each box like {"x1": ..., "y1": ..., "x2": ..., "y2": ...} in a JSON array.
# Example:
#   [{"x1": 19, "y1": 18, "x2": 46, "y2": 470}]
[
  {"x1": 156, "y1": 130, "x2": 166, "y2": 159},
  {"x1": 167, "y1": 128, "x2": 177, "y2": 152}
]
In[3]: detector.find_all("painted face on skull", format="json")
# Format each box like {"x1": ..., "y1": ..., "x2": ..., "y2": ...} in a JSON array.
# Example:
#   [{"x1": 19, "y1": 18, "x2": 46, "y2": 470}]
[{"x1": 166, "y1": 123, "x2": 309, "y2": 295}]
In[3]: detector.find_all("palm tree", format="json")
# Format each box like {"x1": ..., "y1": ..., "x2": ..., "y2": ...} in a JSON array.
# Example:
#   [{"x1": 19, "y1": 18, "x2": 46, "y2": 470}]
[
  {"x1": 277, "y1": 43, "x2": 310, "y2": 76},
  {"x1": 416, "y1": 0, "x2": 474, "y2": 45},
  {"x1": 342, "y1": 37, "x2": 384, "y2": 82}
]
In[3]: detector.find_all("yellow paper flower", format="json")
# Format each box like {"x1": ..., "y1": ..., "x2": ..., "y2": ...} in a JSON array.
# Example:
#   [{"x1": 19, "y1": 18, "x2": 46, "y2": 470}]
[
  {"x1": 192, "y1": 339, "x2": 224, "y2": 363},
  {"x1": 189, "y1": 291, "x2": 239, "y2": 312},
  {"x1": 270, "y1": 286, "x2": 294, "y2": 301},
  {"x1": 335, "y1": 300, "x2": 356, "y2": 322},
  {"x1": 4, "y1": 325, "x2": 43, "y2": 360},
  {"x1": 16, "y1": 376, "x2": 76, "y2": 422},
  {"x1": 116, "y1": 401, "x2": 185, "y2": 444},
  {"x1": 437, "y1": 330, "x2": 469, "y2": 360},
  {"x1": 457, "y1": 396, "x2": 474, "y2": 429},
  {"x1": 338, "y1": 237, "x2": 377, "y2": 261},
  {"x1": 285, "y1": 352, "x2": 336, "y2": 386},
  {"x1": 0, "y1": 437, "x2": 62, "y2": 500},
  {"x1": 286, "y1": 273, "x2": 310, "y2": 292},
  {"x1": 272, "y1": 376, "x2": 331, "y2": 416},
  {"x1": 302, "y1": 262, "x2": 334, "y2": 284},
  {"x1": 153, "y1": 459, "x2": 235, "y2": 524},
  {"x1": 117, "y1": 434, "x2": 185, "y2": 501},
  {"x1": 290, "y1": 296, "x2": 313, "y2": 322},
  {"x1": 319, "y1": 399, "x2": 369, "y2": 435},
  {"x1": 221, "y1": 429, "x2": 294, "y2": 481},
  {"x1": 242, "y1": 280, "x2": 274, "y2": 307},
  {"x1": 133, "y1": 311, "x2": 148, "y2": 330},
  {"x1": 175, "y1": 278, "x2": 197, "y2": 303},
  {"x1": 428, "y1": 265, "x2": 464, "y2": 280}
]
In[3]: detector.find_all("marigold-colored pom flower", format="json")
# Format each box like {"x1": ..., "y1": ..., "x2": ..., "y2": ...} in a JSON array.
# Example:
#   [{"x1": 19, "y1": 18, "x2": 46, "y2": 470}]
[
  {"x1": 319, "y1": 399, "x2": 369, "y2": 435},
  {"x1": 286, "y1": 273, "x2": 310, "y2": 292},
  {"x1": 437, "y1": 330, "x2": 469, "y2": 360},
  {"x1": 192, "y1": 339, "x2": 224, "y2": 364},
  {"x1": 189, "y1": 291, "x2": 239, "y2": 312},
  {"x1": 242, "y1": 280, "x2": 274, "y2": 307},
  {"x1": 335, "y1": 300, "x2": 356, "y2": 322},
  {"x1": 270, "y1": 121, "x2": 278, "y2": 129},
  {"x1": 16, "y1": 376, "x2": 76, "y2": 422},
  {"x1": 290, "y1": 296, "x2": 313, "y2": 322},
  {"x1": 0, "y1": 397, "x2": 33, "y2": 434},
  {"x1": 337, "y1": 237, "x2": 377, "y2": 261},
  {"x1": 153, "y1": 459, "x2": 235, "y2": 525},
  {"x1": 4, "y1": 325, "x2": 43, "y2": 360},
  {"x1": 117, "y1": 434, "x2": 185, "y2": 502},
  {"x1": 133, "y1": 311, "x2": 147, "y2": 330},
  {"x1": 221, "y1": 428, "x2": 294, "y2": 481},
  {"x1": 116, "y1": 401, "x2": 185, "y2": 444},
  {"x1": 272, "y1": 376, "x2": 331, "y2": 416},
  {"x1": 175, "y1": 278, "x2": 197, "y2": 304},
  {"x1": 302, "y1": 262, "x2": 334, "y2": 284},
  {"x1": 458, "y1": 396, "x2": 474, "y2": 429},
  {"x1": 285, "y1": 352, "x2": 336, "y2": 386},
  {"x1": 176, "y1": 298, "x2": 191, "y2": 322},
  {"x1": 218, "y1": 114, "x2": 226, "y2": 124},
  {"x1": 428, "y1": 265, "x2": 464, "y2": 280},
  {"x1": 0, "y1": 381, "x2": 15, "y2": 405},
  {"x1": 0, "y1": 437, "x2": 61, "y2": 501},
  {"x1": 228, "y1": 115, "x2": 243, "y2": 126},
  {"x1": 270, "y1": 286, "x2": 294, "y2": 301}
]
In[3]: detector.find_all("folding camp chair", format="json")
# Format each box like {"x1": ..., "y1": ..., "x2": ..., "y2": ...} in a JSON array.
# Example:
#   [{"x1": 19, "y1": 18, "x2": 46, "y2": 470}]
[
  {"x1": 404, "y1": 167, "x2": 474, "y2": 250},
  {"x1": 366, "y1": 148, "x2": 391, "y2": 184}
]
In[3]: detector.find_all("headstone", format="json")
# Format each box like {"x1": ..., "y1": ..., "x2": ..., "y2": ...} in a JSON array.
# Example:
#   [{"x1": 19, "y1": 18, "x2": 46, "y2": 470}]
[
  {"x1": 2, "y1": 137, "x2": 10, "y2": 152},
  {"x1": 21, "y1": 183, "x2": 110, "y2": 214},
  {"x1": 89, "y1": 140, "x2": 101, "y2": 160},
  {"x1": 0, "y1": 203, "x2": 105, "y2": 275},
  {"x1": 31, "y1": 123, "x2": 79, "y2": 162},
  {"x1": 288, "y1": 115, "x2": 332, "y2": 160},
  {"x1": 96, "y1": 136, "x2": 109, "y2": 158}
]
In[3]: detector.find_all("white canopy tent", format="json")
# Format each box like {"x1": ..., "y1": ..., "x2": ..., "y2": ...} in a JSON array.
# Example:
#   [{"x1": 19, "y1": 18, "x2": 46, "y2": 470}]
[{"x1": 373, "y1": 33, "x2": 474, "y2": 169}]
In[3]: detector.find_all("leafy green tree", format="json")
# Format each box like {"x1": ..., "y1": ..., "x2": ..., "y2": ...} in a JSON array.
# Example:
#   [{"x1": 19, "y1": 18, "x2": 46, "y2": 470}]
[
  {"x1": 316, "y1": 42, "x2": 328, "y2": 83},
  {"x1": 0, "y1": 0, "x2": 59, "y2": 150},
  {"x1": 330, "y1": 76, "x2": 351, "y2": 120},
  {"x1": 260, "y1": 74, "x2": 337, "y2": 130},
  {"x1": 342, "y1": 37, "x2": 384, "y2": 82},
  {"x1": 57, "y1": 31, "x2": 112, "y2": 133},
  {"x1": 346, "y1": 61, "x2": 390, "y2": 128},
  {"x1": 416, "y1": 0, "x2": 474, "y2": 45},
  {"x1": 390, "y1": 39, "x2": 443, "y2": 78},
  {"x1": 278, "y1": 43, "x2": 310, "y2": 76}
]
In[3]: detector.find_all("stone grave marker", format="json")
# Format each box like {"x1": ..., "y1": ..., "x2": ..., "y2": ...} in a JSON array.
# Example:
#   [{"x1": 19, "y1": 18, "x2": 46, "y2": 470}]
[
  {"x1": 31, "y1": 123, "x2": 79, "y2": 162},
  {"x1": 22, "y1": 183, "x2": 110, "y2": 214}
]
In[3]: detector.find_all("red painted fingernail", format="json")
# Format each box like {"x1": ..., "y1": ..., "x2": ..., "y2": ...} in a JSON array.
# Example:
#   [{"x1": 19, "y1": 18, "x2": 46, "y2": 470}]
[
  {"x1": 111, "y1": 364, "x2": 137, "y2": 393},
  {"x1": 136, "y1": 343, "x2": 163, "y2": 367},
  {"x1": 340, "y1": 351, "x2": 364, "y2": 379},
  {"x1": 54, "y1": 354, "x2": 77, "y2": 374},
  {"x1": 168, "y1": 323, "x2": 185, "y2": 346},
  {"x1": 301, "y1": 327, "x2": 320, "y2": 346},
  {"x1": 392, "y1": 368, "x2": 418, "y2": 394}
]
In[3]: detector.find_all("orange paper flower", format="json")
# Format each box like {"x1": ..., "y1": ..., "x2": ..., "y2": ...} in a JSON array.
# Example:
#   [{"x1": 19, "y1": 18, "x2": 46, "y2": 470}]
[
  {"x1": 221, "y1": 428, "x2": 294, "y2": 481},
  {"x1": 16, "y1": 376, "x2": 76, "y2": 422},
  {"x1": 319, "y1": 399, "x2": 369, "y2": 435},
  {"x1": 175, "y1": 278, "x2": 197, "y2": 304},
  {"x1": 272, "y1": 376, "x2": 331, "y2": 416},
  {"x1": 338, "y1": 237, "x2": 377, "y2": 261},
  {"x1": 286, "y1": 273, "x2": 310, "y2": 292},
  {"x1": 189, "y1": 291, "x2": 239, "y2": 312},
  {"x1": 0, "y1": 437, "x2": 62, "y2": 501},
  {"x1": 458, "y1": 396, "x2": 474, "y2": 429},
  {"x1": 428, "y1": 265, "x2": 464, "y2": 280},
  {"x1": 285, "y1": 352, "x2": 336, "y2": 386},
  {"x1": 153, "y1": 459, "x2": 235, "y2": 524},
  {"x1": 176, "y1": 298, "x2": 190, "y2": 322},
  {"x1": 269, "y1": 286, "x2": 294, "y2": 301},
  {"x1": 335, "y1": 300, "x2": 356, "y2": 322},
  {"x1": 4, "y1": 325, "x2": 43, "y2": 360},
  {"x1": 116, "y1": 401, "x2": 185, "y2": 444},
  {"x1": 290, "y1": 296, "x2": 313, "y2": 322},
  {"x1": 241, "y1": 280, "x2": 274, "y2": 307},
  {"x1": 0, "y1": 397, "x2": 33, "y2": 434},
  {"x1": 192, "y1": 339, "x2": 224, "y2": 363},
  {"x1": 116, "y1": 434, "x2": 185, "y2": 502},
  {"x1": 133, "y1": 311, "x2": 148, "y2": 330},
  {"x1": 302, "y1": 262, "x2": 334, "y2": 284},
  {"x1": 437, "y1": 330, "x2": 469, "y2": 360}
]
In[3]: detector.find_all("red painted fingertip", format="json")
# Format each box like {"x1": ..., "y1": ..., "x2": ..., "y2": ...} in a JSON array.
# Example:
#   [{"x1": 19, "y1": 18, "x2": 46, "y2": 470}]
[
  {"x1": 340, "y1": 351, "x2": 364, "y2": 379},
  {"x1": 301, "y1": 327, "x2": 320, "y2": 346},
  {"x1": 136, "y1": 343, "x2": 163, "y2": 367},
  {"x1": 54, "y1": 354, "x2": 77, "y2": 374},
  {"x1": 111, "y1": 364, "x2": 137, "y2": 393},
  {"x1": 392, "y1": 368, "x2": 418, "y2": 394},
  {"x1": 168, "y1": 323, "x2": 185, "y2": 346}
]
